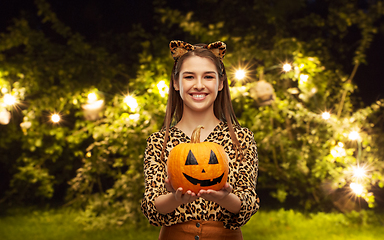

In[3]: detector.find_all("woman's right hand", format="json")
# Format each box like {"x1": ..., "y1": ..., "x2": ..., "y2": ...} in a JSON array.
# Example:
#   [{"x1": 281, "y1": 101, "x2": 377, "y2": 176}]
[
  {"x1": 165, "y1": 178, "x2": 198, "y2": 204},
  {"x1": 155, "y1": 178, "x2": 199, "y2": 214}
]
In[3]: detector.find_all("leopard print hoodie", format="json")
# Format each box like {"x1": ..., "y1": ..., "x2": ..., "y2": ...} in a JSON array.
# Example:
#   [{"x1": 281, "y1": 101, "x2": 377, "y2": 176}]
[{"x1": 141, "y1": 121, "x2": 260, "y2": 230}]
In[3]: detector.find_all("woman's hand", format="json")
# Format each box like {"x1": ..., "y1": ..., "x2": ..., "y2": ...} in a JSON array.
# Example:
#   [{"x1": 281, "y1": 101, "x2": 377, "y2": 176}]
[
  {"x1": 197, "y1": 183, "x2": 241, "y2": 214},
  {"x1": 197, "y1": 182, "x2": 232, "y2": 203},
  {"x1": 155, "y1": 179, "x2": 199, "y2": 214},
  {"x1": 165, "y1": 178, "x2": 198, "y2": 204}
]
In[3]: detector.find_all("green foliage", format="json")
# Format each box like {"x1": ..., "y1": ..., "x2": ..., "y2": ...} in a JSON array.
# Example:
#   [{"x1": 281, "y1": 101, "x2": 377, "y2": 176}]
[
  {"x1": 1, "y1": 208, "x2": 384, "y2": 240},
  {"x1": 1, "y1": 0, "x2": 384, "y2": 229}
]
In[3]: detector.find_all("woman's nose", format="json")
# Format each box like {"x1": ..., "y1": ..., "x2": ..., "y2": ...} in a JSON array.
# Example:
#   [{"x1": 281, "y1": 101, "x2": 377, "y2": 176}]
[{"x1": 194, "y1": 78, "x2": 205, "y2": 90}]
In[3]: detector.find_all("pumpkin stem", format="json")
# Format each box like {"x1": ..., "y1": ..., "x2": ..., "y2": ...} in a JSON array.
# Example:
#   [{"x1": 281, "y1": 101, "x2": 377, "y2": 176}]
[{"x1": 191, "y1": 125, "x2": 204, "y2": 143}]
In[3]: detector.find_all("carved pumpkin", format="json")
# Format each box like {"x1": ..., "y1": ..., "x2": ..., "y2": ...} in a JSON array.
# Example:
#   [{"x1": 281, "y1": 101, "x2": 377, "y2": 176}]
[{"x1": 167, "y1": 125, "x2": 229, "y2": 194}]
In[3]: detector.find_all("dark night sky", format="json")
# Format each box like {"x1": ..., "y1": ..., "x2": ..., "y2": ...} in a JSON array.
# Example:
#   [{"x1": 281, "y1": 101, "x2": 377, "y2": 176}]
[{"x1": 1, "y1": 0, "x2": 383, "y2": 106}]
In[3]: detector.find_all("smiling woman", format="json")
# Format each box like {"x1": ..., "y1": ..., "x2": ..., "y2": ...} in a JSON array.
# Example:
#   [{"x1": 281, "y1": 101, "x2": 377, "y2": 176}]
[{"x1": 141, "y1": 40, "x2": 260, "y2": 240}]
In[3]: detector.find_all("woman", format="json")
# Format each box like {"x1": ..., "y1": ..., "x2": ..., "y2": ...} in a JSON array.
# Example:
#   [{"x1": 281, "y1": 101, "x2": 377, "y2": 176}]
[{"x1": 141, "y1": 40, "x2": 259, "y2": 240}]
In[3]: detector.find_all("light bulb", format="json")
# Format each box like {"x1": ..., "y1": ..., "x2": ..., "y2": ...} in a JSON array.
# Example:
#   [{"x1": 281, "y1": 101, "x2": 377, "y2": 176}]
[
  {"x1": 348, "y1": 131, "x2": 360, "y2": 141},
  {"x1": 157, "y1": 81, "x2": 169, "y2": 97},
  {"x1": 124, "y1": 95, "x2": 138, "y2": 111},
  {"x1": 87, "y1": 93, "x2": 98, "y2": 102},
  {"x1": 350, "y1": 182, "x2": 364, "y2": 195},
  {"x1": 235, "y1": 70, "x2": 246, "y2": 80},
  {"x1": 322, "y1": 112, "x2": 330, "y2": 120},
  {"x1": 3, "y1": 94, "x2": 17, "y2": 106},
  {"x1": 352, "y1": 165, "x2": 367, "y2": 179},
  {"x1": 51, "y1": 114, "x2": 61, "y2": 123},
  {"x1": 282, "y1": 63, "x2": 292, "y2": 72}
]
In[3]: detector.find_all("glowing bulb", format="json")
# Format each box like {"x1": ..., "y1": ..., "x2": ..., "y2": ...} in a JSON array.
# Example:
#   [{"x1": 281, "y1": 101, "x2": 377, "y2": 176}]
[
  {"x1": 87, "y1": 93, "x2": 98, "y2": 102},
  {"x1": 3, "y1": 94, "x2": 17, "y2": 106},
  {"x1": 282, "y1": 63, "x2": 292, "y2": 72},
  {"x1": 348, "y1": 131, "x2": 360, "y2": 141},
  {"x1": 129, "y1": 113, "x2": 140, "y2": 121},
  {"x1": 235, "y1": 70, "x2": 246, "y2": 80},
  {"x1": 51, "y1": 114, "x2": 61, "y2": 123},
  {"x1": 82, "y1": 100, "x2": 104, "y2": 110},
  {"x1": 322, "y1": 112, "x2": 331, "y2": 120},
  {"x1": 352, "y1": 165, "x2": 367, "y2": 179},
  {"x1": 350, "y1": 182, "x2": 364, "y2": 195},
  {"x1": 299, "y1": 74, "x2": 309, "y2": 82},
  {"x1": 124, "y1": 95, "x2": 138, "y2": 111},
  {"x1": 330, "y1": 143, "x2": 346, "y2": 158},
  {"x1": 157, "y1": 81, "x2": 169, "y2": 97}
]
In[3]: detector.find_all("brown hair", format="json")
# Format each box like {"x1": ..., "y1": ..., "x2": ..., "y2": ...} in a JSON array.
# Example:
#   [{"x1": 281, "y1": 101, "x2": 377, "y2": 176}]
[{"x1": 161, "y1": 45, "x2": 244, "y2": 161}]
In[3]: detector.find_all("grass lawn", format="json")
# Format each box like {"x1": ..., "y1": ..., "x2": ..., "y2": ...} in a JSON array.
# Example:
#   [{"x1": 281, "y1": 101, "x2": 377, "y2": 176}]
[{"x1": 0, "y1": 207, "x2": 383, "y2": 240}]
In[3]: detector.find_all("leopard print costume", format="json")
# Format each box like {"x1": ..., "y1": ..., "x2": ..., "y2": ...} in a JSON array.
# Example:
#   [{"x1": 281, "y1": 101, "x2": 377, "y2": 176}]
[{"x1": 141, "y1": 121, "x2": 260, "y2": 230}]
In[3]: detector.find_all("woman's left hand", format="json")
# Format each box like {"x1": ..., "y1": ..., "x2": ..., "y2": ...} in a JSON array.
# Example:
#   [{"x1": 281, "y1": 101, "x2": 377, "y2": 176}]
[{"x1": 197, "y1": 182, "x2": 232, "y2": 203}]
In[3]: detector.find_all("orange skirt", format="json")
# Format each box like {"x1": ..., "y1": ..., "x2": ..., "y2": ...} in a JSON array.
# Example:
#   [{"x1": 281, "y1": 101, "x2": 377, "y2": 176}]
[{"x1": 158, "y1": 220, "x2": 243, "y2": 240}]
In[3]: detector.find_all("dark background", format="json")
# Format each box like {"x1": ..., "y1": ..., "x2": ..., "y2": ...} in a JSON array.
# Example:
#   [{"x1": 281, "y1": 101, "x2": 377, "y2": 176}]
[{"x1": 1, "y1": 0, "x2": 383, "y2": 106}]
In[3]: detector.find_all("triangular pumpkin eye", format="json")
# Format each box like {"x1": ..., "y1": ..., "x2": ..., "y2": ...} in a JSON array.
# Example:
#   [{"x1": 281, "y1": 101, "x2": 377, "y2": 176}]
[
  {"x1": 209, "y1": 150, "x2": 219, "y2": 164},
  {"x1": 185, "y1": 150, "x2": 198, "y2": 165}
]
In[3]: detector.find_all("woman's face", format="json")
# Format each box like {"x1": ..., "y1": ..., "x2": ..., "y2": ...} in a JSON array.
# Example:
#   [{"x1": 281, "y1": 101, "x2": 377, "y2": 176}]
[{"x1": 174, "y1": 56, "x2": 223, "y2": 115}]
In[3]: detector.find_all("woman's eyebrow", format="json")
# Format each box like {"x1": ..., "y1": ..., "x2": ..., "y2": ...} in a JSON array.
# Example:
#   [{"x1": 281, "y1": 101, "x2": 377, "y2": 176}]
[
  {"x1": 181, "y1": 71, "x2": 217, "y2": 75},
  {"x1": 181, "y1": 71, "x2": 195, "y2": 75}
]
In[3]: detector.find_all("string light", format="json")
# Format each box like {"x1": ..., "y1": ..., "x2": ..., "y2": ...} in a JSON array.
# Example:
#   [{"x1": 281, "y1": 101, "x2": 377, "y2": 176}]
[
  {"x1": 87, "y1": 92, "x2": 98, "y2": 102},
  {"x1": 348, "y1": 131, "x2": 360, "y2": 141},
  {"x1": 51, "y1": 113, "x2": 61, "y2": 123},
  {"x1": 82, "y1": 92, "x2": 104, "y2": 121},
  {"x1": 129, "y1": 113, "x2": 140, "y2": 121},
  {"x1": 350, "y1": 182, "x2": 364, "y2": 196},
  {"x1": 299, "y1": 74, "x2": 309, "y2": 83},
  {"x1": 82, "y1": 99, "x2": 104, "y2": 110},
  {"x1": 157, "y1": 81, "x2": 169, "y2": 97},
  {"x1": 322, "y1": 112, "x2": 331, "y2": 120},
  {"x1": 282, "y1": 63, "x2": 292, "y2": 72},
  {"x1": 352, "y1": 165, "x2": 367, "y2": 179},
  {"x1": 124, "y1": 95, "x2": 138, "y2": 111},
  {"x1": 235, "y1": 69, "x2": 246, "y2": 80},
  {"x1": 3, "y1": 94, "x2": 17, "y2": 106},
  {"x1": 330, "y1": 142, "x2": 346, "y2": 158}
]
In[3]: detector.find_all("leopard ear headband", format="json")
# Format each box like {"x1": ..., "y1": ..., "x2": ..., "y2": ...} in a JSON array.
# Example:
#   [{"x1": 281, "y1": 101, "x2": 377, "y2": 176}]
[{"x1": 169, "y1": 40, "x2": 227, "y2": 61}]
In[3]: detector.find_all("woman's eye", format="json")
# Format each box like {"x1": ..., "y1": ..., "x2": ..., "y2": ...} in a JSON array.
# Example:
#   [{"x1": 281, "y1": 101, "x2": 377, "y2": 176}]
[
  {"x1": 184, "y1": 76, "x2": 194, "y2": 79},
  {"x1": 205, "y1": 75, "x2": 215, "y2": 79}
]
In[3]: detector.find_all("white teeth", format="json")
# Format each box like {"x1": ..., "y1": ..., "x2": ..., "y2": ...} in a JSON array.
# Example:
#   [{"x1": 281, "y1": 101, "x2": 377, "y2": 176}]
[{"x1": 192, "y1": 94, "x2": 206, "y2": 98}]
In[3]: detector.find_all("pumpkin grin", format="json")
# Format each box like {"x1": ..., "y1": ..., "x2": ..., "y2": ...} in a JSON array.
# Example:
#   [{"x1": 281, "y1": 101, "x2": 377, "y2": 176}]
[
  {"x1": 167, "y1": 125, "x2": 229, "y2": 194},
  {"x1": 182, "y1": 172, "x2": 225, "y2": 187}
]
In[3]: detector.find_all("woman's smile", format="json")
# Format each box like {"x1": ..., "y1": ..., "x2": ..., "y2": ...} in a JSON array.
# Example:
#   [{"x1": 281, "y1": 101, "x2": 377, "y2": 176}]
[{"x1": 190, "y1": 93, "x2": 208, "y2": 101}]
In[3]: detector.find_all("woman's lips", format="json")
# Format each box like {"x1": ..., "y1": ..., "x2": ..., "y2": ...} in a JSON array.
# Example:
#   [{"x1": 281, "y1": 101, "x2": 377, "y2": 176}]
[{"x1": 190, "y1": 93, "x2": 207, "y2": 100}]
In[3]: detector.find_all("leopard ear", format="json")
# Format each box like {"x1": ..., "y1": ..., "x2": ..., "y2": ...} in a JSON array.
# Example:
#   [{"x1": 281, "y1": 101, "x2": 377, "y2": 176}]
[
  {"x1": 169, "y1": 40, "x2": 196, "y2": 60},
  {"x1": 205, "y1": 41, "x2": 226, "y2": 60}
]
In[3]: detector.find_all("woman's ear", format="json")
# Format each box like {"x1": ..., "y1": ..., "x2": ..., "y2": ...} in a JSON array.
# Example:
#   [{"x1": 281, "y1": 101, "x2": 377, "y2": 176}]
[
  {"x1": 173, "y1": 78, "x2": 180, "y2": 91},
  {"x1": 218, "y1": 79, "x2": 224, "y2": 91}
]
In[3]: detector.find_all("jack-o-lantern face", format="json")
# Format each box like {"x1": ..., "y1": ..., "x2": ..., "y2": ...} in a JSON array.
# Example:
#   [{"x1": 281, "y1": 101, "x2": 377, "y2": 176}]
[{"x1": 167, "y1": 125, "x2": 229, "y2": 194}]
